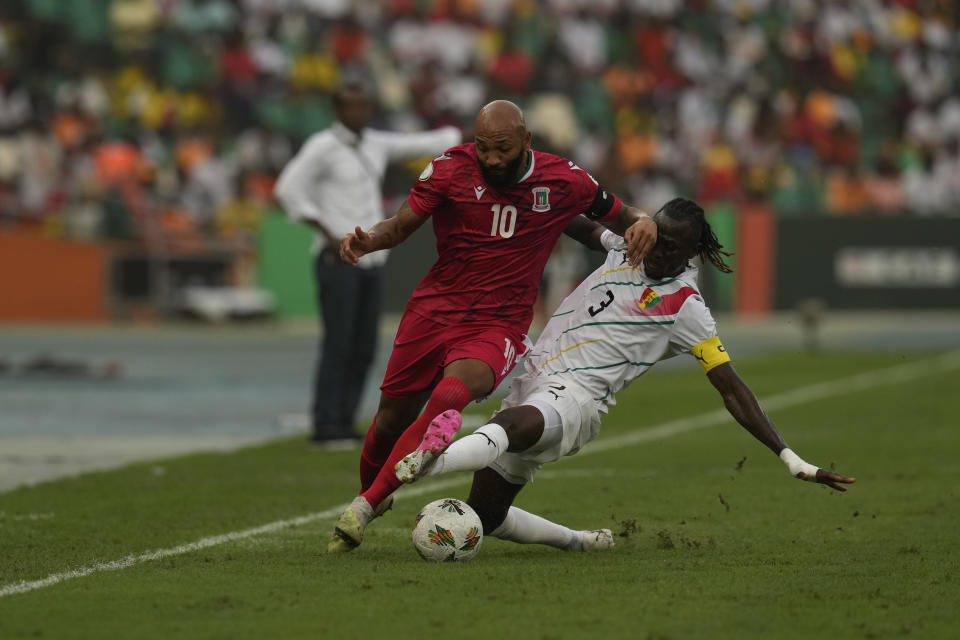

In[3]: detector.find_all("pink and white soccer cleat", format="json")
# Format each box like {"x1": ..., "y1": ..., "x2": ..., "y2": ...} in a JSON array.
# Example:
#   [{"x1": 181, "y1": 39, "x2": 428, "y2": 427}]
[{"x1": 394, "y1": 410, "x2": 463, "y2": 484}]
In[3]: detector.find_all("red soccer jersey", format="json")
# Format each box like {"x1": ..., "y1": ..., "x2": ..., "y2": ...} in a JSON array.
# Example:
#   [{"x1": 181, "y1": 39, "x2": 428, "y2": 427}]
[{"x1": 406, "y1": 143, "x2": 622, "y2": 328}]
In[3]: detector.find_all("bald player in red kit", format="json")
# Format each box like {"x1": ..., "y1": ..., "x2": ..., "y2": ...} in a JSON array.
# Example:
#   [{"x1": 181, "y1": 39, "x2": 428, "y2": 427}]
[{"x1": 329, "y1": 100, "x2": 657, "y2": 552}]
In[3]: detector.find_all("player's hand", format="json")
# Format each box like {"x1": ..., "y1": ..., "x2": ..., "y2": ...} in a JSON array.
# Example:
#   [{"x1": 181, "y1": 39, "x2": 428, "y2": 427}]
[
  {"x1": 624, "y1": 215, "x2": 657, "y2": 266},
  {"x1": 802, "y1": 467, "x2": 857, "y2": 492},
  {"x1": 339, "y1": 226, "x2": 371, "y2": 266},
  {"x1": 781, "y1": 448, "x2": 855, "y2": 492}
]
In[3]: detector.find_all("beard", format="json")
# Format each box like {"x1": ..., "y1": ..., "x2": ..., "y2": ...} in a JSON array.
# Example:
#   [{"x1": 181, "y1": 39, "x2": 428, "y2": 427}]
[{"x1": 479, "y1": 151, "x2": 527, "y2": 188}]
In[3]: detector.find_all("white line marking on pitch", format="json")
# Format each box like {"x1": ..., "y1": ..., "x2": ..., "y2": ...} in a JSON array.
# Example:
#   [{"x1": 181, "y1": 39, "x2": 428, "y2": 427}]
[
  {"x1": 3, "y1": 349, "x2": 958, "y2": 598},
  {"x1": 0, "y1": 476, "x2": 468, "y2": 598},
  {"x1": 0, "y1": 511, "x2": 55, "y2": 521}
]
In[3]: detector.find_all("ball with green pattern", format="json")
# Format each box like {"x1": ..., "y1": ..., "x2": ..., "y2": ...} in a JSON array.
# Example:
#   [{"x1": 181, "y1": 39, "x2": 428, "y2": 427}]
[{"x1": 412, "y1": 498, "x2": 483, "y2": 562}]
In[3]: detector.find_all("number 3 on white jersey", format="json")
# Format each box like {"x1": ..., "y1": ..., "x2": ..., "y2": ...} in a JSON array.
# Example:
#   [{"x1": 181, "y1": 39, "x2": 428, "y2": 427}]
[{"x1": 490, "y1": 204, "x2": 517, "y2": 238}]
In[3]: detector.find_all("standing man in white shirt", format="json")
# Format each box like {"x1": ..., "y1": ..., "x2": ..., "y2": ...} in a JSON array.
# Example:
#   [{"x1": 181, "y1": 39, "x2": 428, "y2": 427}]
[{"x1": 274, "y1": 79, "x2": 461, "y2": 446}]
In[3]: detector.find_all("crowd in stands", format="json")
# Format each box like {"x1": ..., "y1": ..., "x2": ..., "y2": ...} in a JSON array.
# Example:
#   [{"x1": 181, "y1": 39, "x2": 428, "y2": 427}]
[{"x1": 0, "y1": 0, "x2": 957, "y2": 253}]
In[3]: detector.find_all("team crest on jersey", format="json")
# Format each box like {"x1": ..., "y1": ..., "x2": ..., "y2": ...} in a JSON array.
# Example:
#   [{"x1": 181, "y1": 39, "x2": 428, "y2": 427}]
[
  {"x1": 531, "y1": 187, "x2": 551, "y2": 212},
  {"x1": 633, "y1": 286, "x2": 699, "y2": 317},
  {"x1": 637, "y1": 288, "x2": 661, "y2": 310}
]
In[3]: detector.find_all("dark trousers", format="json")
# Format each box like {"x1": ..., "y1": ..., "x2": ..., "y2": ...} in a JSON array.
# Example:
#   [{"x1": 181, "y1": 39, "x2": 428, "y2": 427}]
[{"x1": 311, "y1": 249, "x2": 382, "y2": 439}]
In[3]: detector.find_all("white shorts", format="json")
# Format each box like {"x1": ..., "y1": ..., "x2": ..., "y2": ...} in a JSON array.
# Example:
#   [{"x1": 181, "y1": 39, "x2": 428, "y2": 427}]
[{"x1": 488, "y1": 374, "x2": 601, "y2": 484}]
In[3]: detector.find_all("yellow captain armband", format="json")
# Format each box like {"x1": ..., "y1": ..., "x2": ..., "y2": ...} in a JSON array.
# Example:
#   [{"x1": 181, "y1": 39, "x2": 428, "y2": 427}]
[{"x1": 690, "y1": 336, "x2": 730, "y2": 373}]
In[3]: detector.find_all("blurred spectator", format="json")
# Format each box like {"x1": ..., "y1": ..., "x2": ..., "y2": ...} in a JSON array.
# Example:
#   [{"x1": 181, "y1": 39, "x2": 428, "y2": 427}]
[
  {"x1": 864, "y1": 142, "x2": 905, "y2": 215},
  {"x1": 0, "y1": 75, "x2": 31, "y2": 131},
  {"x1": 558, "y1": 10, "x2": 607, "y2": 73},
  {"x1": 903, "y1": 150, "x2": 953, "y2": 216},
  {"x1": 169, "y1": 0, "x2": 239, "y2": 35},
  {"x1": 698, "y1": 137, "x2": 739, "y2": 204},
  {"x1": 897, "y1": 40, "x2": 952, "y2": 107},
  {"x1": 109, "y1": 0, "x2": 162, "y2": 52},
  {"x1": 216, "y1": 172, "x2": 264, "y2": 241},
  {"x1": 17, "y1": 120, "x2": 63, "y2": 220},
  {"x1": 180, "y1": 151, "x2": 236, "y2": 228},
  {"x1": 825, "y1": 165, "x2": 870, "y2": 216},
  {"x1": 218, "y1": 28, "x2": 259, "y2": 130}
]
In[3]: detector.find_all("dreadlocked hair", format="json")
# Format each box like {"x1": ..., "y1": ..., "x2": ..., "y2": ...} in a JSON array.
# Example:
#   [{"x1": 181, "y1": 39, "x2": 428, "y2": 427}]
[{"x1": 660, "y1": 198, "x2": 734, "y2": 273}]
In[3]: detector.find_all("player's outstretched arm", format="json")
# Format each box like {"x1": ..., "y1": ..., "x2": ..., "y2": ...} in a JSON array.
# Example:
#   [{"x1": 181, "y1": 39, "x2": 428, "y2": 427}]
[
  {"x1": 706, "y1": 362, "x2": 856, "y2": 492},
  {"x1": 339, "y1": 199, "x2": 427, "y2": 266},
  {"x1": 563, "y1": 215, "x2": 607, "y2": 251},
  {"x1": 605, "y1": 205, "x2": 656, "y2": 266}
]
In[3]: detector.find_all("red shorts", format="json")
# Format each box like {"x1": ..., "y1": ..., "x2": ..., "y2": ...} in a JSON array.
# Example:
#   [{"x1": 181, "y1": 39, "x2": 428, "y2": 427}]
[{"x1": 380, "y1": 311, "x2": 528, "y2": 398}]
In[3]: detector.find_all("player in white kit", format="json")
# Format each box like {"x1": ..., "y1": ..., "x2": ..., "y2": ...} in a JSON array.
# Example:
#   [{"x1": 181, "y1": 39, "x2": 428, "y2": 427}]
[{"x1": 396, "y1": 198, "x2": 856, "y2": 552}]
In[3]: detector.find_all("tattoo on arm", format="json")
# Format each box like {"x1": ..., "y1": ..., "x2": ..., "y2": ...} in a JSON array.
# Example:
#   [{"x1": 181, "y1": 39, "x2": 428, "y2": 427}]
[{"x1": 367, "y1": 201, "x2": 425, "y2": 250}]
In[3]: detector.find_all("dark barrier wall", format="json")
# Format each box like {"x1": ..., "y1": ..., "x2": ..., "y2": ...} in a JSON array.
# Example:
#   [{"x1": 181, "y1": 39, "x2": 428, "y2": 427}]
[{"x1": 775, "y1": 218, "x2": 960, "y2": 310}]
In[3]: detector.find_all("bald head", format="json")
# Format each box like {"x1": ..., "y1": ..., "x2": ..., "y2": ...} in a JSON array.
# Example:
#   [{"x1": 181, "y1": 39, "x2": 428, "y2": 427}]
[
  {"x1": 474, "y1": 100, "x2": 531, "y2": 187},
  {"x1": 475, "y1": 100, "x2": 526, "y2": 138}
]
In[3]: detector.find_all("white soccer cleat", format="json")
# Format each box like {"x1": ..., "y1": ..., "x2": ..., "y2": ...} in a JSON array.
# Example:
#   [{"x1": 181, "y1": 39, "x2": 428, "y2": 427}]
[
  {"x1": 581, "y1": 528, "x2": 614, "y2": 552},
  {"x1": 395, "y1": 410, "x2": 462, "y2": 484},
  {"x1": 327, "y1": 496, "x2": 377, "y2": 553}
]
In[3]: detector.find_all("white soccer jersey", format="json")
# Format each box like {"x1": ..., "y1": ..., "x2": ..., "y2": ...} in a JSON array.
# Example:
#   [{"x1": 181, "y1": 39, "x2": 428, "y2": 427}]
[
  {"x1": 524, "y1": 239, "x2": 727, "y2": 417},
  {"x1": 491, "y1": 239, "x2": 731, "y2": 483}
]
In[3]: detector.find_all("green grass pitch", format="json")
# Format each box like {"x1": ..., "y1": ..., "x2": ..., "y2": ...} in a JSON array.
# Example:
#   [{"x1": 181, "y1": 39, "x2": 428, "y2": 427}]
[{"x1": 1, "y1": 349, "x2": 958, "y2": 639}]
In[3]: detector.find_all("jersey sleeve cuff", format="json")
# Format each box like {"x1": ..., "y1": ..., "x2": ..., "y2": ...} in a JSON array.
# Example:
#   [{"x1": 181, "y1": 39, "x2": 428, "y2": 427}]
[
  {"x1": 599, "y1": 197, "x2": 622, "y2": 222},
  {"x1": 406, "y1": 197, "x2": 431, "y2": 218}
]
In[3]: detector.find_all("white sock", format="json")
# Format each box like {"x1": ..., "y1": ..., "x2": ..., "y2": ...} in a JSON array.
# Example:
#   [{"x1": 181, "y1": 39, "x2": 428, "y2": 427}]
[
  {"x1": 489, "y1": 506, "x2": 581, "y2": 551},
  {"x1": 427, "y1": 423, "x2": 509, "y2": 476},
  {"x1": 349, "y1": 496, "x2": 375, "y2": 526}
]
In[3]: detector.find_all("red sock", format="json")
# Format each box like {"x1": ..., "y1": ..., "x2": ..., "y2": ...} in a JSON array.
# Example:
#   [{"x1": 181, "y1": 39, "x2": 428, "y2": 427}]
[
  {"x1": 359, "y1": 414, "x2": 395, "y2": 491},
  {"x1": 360, "y1": 377, "x2": 472, "y2": 509}
]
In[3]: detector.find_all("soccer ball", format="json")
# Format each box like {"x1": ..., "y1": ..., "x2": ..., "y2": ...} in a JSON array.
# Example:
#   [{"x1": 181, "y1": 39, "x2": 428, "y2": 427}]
[{"x1": 411, "y1": 498, "x2": 483, "y2": 562}]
